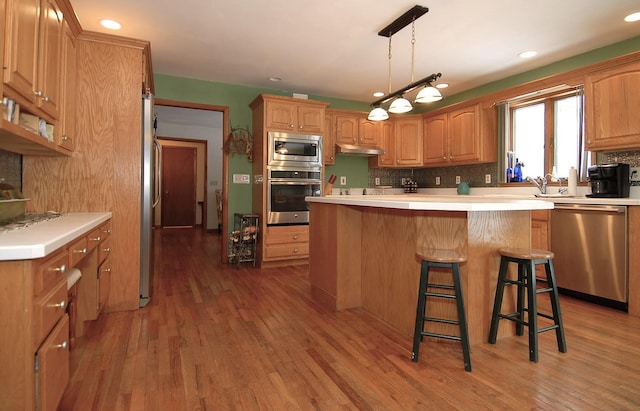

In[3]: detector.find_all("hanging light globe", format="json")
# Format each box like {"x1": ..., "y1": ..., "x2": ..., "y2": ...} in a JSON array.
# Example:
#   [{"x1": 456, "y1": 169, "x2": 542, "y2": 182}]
[
  {"x1": 415, "y1": 85, "x2": 443, "y2": 103},
  {"x1": 388, "y1": 96, "x2": 413, "y2": 113},
  {"x1": 367, "y1": 107, "x2": 389, "y2": 121}
]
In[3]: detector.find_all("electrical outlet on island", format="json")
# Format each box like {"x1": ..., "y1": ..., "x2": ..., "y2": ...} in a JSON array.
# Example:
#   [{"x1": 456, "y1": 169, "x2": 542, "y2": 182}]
[
  {"x1": 435, "y1": 176, "x2": 441, "y2": 185},
  {"x1": 375, "y1": 177, "x2": 380, "y2": 186},
  {"x1": 485, "y1": 174, "x2": 491, "y2": 184},
  {"x1": 455, "y1": 176, "x2": 461, "y2": 184}
]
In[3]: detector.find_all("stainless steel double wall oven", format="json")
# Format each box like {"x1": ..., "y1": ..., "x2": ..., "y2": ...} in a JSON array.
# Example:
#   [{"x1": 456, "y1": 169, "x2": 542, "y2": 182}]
[{"x1": 266, "y1": 132, "x2": 322, "y2": 225}]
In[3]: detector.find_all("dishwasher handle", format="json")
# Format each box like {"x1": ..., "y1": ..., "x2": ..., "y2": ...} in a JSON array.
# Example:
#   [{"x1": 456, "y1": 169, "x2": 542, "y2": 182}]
[{"x1": 554, "y1": 204, "x2": 626, "y2": 213}]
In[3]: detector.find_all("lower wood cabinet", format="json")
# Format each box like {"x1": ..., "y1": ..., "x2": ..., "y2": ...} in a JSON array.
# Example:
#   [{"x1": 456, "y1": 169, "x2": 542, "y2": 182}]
[
  {"x1": 263, "y1": 225, "x2": 309, "y2": 263},
  {"x1": 35, "y1": 314, "x2": 69, "y2": 411}
]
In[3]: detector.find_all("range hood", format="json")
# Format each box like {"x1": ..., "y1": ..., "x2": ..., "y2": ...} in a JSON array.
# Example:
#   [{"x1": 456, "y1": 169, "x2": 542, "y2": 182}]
[{"x1": 335, "y1": 143, "x2": 385, "y2": 156}]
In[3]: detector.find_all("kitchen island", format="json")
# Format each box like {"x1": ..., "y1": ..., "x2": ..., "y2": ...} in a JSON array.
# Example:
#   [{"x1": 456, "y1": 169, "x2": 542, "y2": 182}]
[{"x1": 307, "y1": 195, "x2": 553, "y2": 346}]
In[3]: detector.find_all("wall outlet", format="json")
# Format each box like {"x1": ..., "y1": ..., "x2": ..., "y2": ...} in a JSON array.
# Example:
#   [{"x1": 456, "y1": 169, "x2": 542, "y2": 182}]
[
  {"x1": 375, "y1": 177, "x2": 380, "y2": 186},
  {"x1": 630, "y1": 167, "x2": 640, "y2": 182},
  {"x1": 485, "y1": 174, "x2": 491, "y2": 184},
  {"x1": 435, "y1": 176, "x2": 441, "y2": 185},
  {"x1": 455, "y1": 176, "x2": 461, "y2": 184},
  {"x1": 340, "y1": 176, "x2": 347, "y2": 185},
  {"x1": 232, "y1": 174, "x2": 250, "y2": 184}
]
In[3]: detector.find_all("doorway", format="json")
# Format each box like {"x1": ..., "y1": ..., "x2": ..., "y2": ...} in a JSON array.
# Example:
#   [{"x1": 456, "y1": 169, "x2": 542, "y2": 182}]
[{"x1": 161, "y1": 146, "x2": 197, "y2": 227}]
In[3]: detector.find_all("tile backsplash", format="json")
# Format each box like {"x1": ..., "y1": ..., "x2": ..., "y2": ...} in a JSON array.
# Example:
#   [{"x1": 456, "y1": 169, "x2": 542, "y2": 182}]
[
  {"x1": 0, "y1": 150, "x2": 22, "y2": 189},
  {"x1": 369, "y1": 150, "x2": 640, "y2": 189}
]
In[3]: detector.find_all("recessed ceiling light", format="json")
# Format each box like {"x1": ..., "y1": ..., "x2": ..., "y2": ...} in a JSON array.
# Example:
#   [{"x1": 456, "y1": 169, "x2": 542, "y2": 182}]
[
  {"x1": 436, "y1": 83, "x2": 449, "y2": 89},
  {"x1": 519, "y1": 50, "x2": 537, "y2": 59},
  {"x1": 373, "y1": 91, "x2": 384, "y2": 97},
  {"x1": 100, "y1": 19, "x2": 121, "y2": 30},
  {"x1": 269, "y1": 76, "x2": 282, "y2": 82},
  {"x1": 624, "y1": 12, "x2": 640, "y2": 22}
]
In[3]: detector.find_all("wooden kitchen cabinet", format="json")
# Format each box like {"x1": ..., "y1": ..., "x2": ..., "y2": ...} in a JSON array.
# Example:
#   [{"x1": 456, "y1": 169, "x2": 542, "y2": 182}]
[
  {"x1": 370, "y1": 120, "x2": 394, "y2": 167},
  {"x1": 394, "y1": 116, "x2": 423, "y2": 166},
  {"x1": 57, "y1": 21, "x2": 77, "y2": 152},
  {"x1": 3, "y1": 0, "x2": 63, "y2": 119},
  {"x1": 422, "y1": 102, "x2": 496, "y2": 167},
  {"x1": 264, "y1": 96, "x2": 325, "y2": 133},
  {"x1": 531, "y1": 209, "x2": 549, "y2": 278},
  {"x1": 36, "y1": 314, "x2": 69, "y2": 411},
  {"x1": 335, "y1": 114, "x2": 359, "y2": 144},
  {"x1": 585, "y1": 60, "x2": 640, "y2": 151},
  {"x1": 324, "y1": 111, "x2": 336, "y2": 165},
  {"x1": 263, "y1": 225, "x2": 309, "y2": 261},
  {"x1": 358, "y1": 118, "x2": 380, "y2": 146},
  {"x1": 77, "y1": 220, "x2": 111, "y2": 326}
]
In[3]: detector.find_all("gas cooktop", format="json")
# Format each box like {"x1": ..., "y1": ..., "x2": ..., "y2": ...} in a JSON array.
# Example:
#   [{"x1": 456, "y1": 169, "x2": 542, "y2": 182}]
[{"x1": 0, "y1": 212, "x2": 63, "y2": 234}]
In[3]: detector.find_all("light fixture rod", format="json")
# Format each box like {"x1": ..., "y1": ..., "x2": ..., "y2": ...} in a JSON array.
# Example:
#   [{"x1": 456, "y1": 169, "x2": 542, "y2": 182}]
[
  {"x1": 370, "y1": 73, "x2": 442, "y2": 107},
  {"x1": 377, "y1": 5, "x2": 429, "y2": 37}
]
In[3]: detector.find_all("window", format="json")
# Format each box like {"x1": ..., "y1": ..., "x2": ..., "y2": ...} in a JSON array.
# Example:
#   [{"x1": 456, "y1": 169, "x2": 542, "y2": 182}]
[{"x1": 501, "y1": 86, "x2": 592, "y2": 183}]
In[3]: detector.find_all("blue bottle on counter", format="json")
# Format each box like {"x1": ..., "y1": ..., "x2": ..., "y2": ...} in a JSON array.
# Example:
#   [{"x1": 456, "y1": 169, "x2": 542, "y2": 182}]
[{"x1": 513, "y1": 159, "x2": 522, "y2": 182}]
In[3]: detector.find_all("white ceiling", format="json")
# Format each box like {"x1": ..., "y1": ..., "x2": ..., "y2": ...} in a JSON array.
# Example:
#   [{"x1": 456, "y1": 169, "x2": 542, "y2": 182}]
[{"x1": 70, "y1": 0, "x2": 640, "y2": 103}]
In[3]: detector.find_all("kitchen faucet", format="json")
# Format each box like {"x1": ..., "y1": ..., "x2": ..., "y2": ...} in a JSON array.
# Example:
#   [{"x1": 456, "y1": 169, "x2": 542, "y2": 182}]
[{"x1": 526, "y1": 174, "x2": 553, "y2": 194}]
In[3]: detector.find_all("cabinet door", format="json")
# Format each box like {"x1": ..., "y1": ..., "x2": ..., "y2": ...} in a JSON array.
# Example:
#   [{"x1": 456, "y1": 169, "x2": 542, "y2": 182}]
[
  {"x1": 58, "y1": 22, "x2": 76, "y2": 152},
  {"x1": 335, "y1": 115, "x2": 358, "y2": 144},
  {"x1": 323, "y1": 113, "x2": 335, "y2": 165},
  {"x1": 423, "y1": 113, "x2": 448, "y2": 165},
  {"x1": 585, "y1": 62, "x2": 640, "y2": 151},
  {"x1": 394, "y1": 117, "x2": 423, "y2": 166},
  {"x1": 448, "y1": 104, "x2": 480, "y2": 162},
  {"x1": 297, "y1": 105, "x2": 324, "y2": 133},
  {"x1": 98, "y1": 257, "x2": 111, "y2": 313},
  {"x1": 36, "y1": 314, "x2": 69, "y2": 411},
  {"x1": 265, "y1": 100, "x2": 296, "y2": 131},
  {"x1": 36, "y1": 0, "x2": 63, "y2": 119},
  {"x1": 375, "y1": 121, "x2": 395, "y2": 166},
  {"x1": 358, "y1": 118, "x2": 379, "y2": 146},
  {"x1": 3, "y1": 0, "x2": 40, "y2": 104}
]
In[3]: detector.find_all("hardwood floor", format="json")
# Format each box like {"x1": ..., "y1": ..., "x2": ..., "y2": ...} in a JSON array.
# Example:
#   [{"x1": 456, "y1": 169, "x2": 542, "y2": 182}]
[{"x1": 60, "y1": 228, "x2": 640, "y2": 410}]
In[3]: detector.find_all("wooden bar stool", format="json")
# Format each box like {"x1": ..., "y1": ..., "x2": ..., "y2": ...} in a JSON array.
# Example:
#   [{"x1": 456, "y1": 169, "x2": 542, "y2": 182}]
[
  {"x1": 488, "y1": 247, "x2": 567, "y2": 362},
  {"x1": 412, "y1": 249, "x2": 471, "y2": 372}
]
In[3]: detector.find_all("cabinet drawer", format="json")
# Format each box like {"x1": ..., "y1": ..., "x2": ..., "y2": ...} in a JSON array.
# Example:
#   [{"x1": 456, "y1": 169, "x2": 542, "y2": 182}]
[
  {"x1": 99, "y1": 220, "x2": 112, "y2": 240},
  {"x1": 265, "y1": 226, "x2": 309, "y2": 245},
  {"x1": 34, "y1": 250, "x2": 68, "y2": 296},
  {"x1": 98, "y1": 237, "x2": 111, "y2": 265},
  {"x1": 68, "y1": 236, "x2": 88, "y2": 267},
  {"x1": 264, "y1": 243, "x2": 309, "y2": 259},
  {"x1": 33, "y1": 278, "x2": 67, "y2": 348},
  {"x1": 86, "y1": 227, "x2": 102, "y2": 253},
  {"x1": 36, "y1": 314, "x2": 69, "y2": 411}
]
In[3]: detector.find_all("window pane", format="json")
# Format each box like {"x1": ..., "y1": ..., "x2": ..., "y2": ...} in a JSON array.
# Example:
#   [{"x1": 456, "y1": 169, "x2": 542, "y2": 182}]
[
  {"x1": 513, "y1": 103, "x2": 545, "y2": 178},
  {"x1": 554, "y1": 96, "x2": 580, "y2": 178}
]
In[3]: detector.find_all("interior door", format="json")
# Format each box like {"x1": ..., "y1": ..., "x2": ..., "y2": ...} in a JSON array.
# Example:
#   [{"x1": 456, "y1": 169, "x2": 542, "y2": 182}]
[{"x1": 161, "y1": 146, "x2": 197, "y2": 227}]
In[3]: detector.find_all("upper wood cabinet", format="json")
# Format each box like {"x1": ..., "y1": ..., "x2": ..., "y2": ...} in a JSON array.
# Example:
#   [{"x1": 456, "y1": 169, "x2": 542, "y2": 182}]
[
  {"x1": 370, "y1": 121, "x2": 394, "y2": 167},
  {"x1": 324, "y1": 111, "x2": 336, "y2": 165},
  {"x1": 585, "y1": 61, "x2": 640, "y2": 152},
  {"x1": 264, "y1": 97, "x2": 325, "y2": 133},
  {"x1": 57, "y1": 21, "x2": 76, "y2": 152},
  {"x1": 422, "y1": 103, "x2": 496, "y2": 167},
  {"x1": 3, "y1": 0, "x2": 63, "y2": 119},
  {"x1": 394, "y1": 116, "x2": 423, "y2": 167},
  {"x1": 358, "y1": 118, "x2": 380, "y2": 146},
  {"x1": 334, "y1": 114, "x2": 359, "y2": 144}
]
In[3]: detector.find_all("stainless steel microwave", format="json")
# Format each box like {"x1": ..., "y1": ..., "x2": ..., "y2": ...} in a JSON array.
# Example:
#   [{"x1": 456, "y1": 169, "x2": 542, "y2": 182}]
[{"x1": 267, "y1": 132, "x2": 322, "y2": 168}]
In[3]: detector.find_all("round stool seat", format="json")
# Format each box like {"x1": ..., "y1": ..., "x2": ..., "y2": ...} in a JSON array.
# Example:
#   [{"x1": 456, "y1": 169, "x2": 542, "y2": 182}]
[
  {"x1": 498, "y1": 247, "x2": 554, "y2": 260},
  {"x1": 416, "y1": 249, "x2": 467, "y2": 263}
]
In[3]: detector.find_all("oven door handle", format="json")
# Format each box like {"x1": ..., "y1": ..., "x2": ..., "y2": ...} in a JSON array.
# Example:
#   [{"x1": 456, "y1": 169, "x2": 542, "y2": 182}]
[{"x1": 268, "y1": 179, "x2": 321, "y2": 185}]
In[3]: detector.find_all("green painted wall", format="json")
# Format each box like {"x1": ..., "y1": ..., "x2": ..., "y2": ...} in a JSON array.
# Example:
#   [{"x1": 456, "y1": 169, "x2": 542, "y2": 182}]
[{"x1": 153, "y1": 35, "x2": 640, "y2": 231}]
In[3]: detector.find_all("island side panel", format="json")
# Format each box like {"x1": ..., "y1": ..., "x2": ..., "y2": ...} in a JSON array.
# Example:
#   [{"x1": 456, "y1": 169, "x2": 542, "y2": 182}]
[
  {"x1": 361, "y1": 208, "x2": 419, "y2": 335},
  {"x1": 309, "y1": 203, "x2": 362, "y2": 310},
  {"x1": 466, "y1": 210, "x2": 531, "y2": 344}
]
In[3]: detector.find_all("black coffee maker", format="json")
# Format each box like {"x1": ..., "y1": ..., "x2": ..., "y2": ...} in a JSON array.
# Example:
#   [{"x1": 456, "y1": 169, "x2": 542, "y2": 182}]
[{"x1": 587, "y1": 163, "x2": 630, "y2": 198}]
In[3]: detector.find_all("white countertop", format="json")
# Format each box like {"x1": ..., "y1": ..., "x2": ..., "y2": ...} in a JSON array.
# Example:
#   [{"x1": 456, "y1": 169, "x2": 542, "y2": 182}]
[
  {"x1": 307, "y1": 195, "x2": 554, "y2": 211},
  {"x1": 0, "y1": 212, "x2": 112, "y2": 261}
]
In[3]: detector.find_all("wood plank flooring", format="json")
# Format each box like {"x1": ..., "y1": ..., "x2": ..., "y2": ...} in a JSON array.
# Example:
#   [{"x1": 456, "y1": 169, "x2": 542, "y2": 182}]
[{"x1": 60, "y1": 228, "x2": 640, "y2": 410}]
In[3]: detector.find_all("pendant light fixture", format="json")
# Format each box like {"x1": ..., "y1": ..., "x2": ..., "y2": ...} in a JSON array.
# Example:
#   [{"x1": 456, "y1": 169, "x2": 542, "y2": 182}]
[{"x1": 367, "y1": 5, "x2": 444, "y2": 121}]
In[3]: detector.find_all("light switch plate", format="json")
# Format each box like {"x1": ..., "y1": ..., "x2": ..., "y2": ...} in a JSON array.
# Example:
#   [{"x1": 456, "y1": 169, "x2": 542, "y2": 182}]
[
  {"x1": 233, "y1": 174, "x2": 250, "y2": 184},
  {"x1": 340, "y1": 176, "x2": 347, "y2": 185}
]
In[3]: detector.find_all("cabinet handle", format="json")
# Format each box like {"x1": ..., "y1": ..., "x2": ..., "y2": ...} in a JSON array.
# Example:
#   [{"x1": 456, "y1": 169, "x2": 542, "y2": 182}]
[
  {"x1": 102, "y1": 228, "x2": 112, "y2": 235},
  {"x1": 41, "y1": 96, "x2": 49, "y2": 102},
  {"x1": 54, "y1": 341, "x2": 68, "y2": 350},
  {"x1": 299, "y1": 125, "x2": 303, "y2": 129},
  {"x1": 62, "y1": 135, "x2": 70, "y2": 141},
  {"x1": 48, "y1": 264, "x2": 66, "y2": 273},
  {"x1": 289, "y1": 124, "x2": 294, "y2": 128},
  {"x1": 73, "y1": 247, "x2": 87, "y2": 254},
  {"x1": 49, "y1": 300, "x2": 66, "y2": 309},
  {"x1": 102, "y1": 247, "x2": 111, "y2": 253},
  {"x1": 90, "y1": 236, "x2": 101, "y2": 242},
  {"x1": 293, "y1": 248, "x2": 299, "y2": 253},
  {"x1": 293, "y1": 235, "x2": 298, "y2": 240},
  {"x1": 35, "y1": 90, "x2": 44, "y2": 97}
]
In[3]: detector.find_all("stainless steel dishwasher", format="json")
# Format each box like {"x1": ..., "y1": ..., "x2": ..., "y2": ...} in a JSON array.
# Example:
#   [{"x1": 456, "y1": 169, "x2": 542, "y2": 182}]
[{"x1": 550, "y1": 204, "x2": 627, "y2": 310}]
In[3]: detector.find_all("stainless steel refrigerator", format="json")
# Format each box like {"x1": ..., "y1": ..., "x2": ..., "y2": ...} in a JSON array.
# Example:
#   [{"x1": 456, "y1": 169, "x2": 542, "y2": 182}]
[{"x1": 140, "y1": 93, "x2": 159, "y2": 307}]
